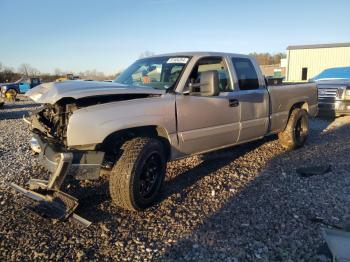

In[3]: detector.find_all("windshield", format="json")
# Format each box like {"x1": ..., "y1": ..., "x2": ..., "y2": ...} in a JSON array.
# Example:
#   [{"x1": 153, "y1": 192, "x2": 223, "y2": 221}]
[
  {"x1": 312, "y1": 67, "x2": 350, "y2": 81},
  {"x1": 115, "y1": 56, "x2": 189, "y2": 90}
]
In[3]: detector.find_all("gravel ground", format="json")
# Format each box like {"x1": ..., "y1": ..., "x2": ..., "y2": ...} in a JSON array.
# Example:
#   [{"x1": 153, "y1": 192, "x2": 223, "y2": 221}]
[{"x1": 1, "y1": 97, "x2": 350, "y2": 261}]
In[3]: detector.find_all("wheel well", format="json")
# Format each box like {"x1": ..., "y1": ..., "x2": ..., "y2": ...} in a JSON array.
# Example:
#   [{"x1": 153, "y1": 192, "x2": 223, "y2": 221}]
[
  {"x1": 281, "y1": 102, "x2": 309, "y2": 131},
  {"x1": 289, "y1": 102, "x2": 308, "y2": 116},
  {"x1": 99, "y1": 126, "x2": 171, "y2": 161}
]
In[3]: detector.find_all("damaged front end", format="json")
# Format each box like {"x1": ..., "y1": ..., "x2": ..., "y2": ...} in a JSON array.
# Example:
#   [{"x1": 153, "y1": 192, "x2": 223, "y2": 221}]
[
  {"x1": 29, "y1": 99, "x2": 106, "y2": 180},
  {"x1": 10, "y1": 81, "x2": 165, "y2": 224},
  {"x1": 30, "y1": 101, "x2": 75, "y2": 146},
  {"x1": 11, "y1": 99, "x2": 107, "y2": 225}
]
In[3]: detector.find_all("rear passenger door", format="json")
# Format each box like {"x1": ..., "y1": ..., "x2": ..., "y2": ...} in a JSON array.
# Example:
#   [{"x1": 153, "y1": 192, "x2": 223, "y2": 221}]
[{"x1": 231, "y1": 57, "x2": 269, "y2": 142}]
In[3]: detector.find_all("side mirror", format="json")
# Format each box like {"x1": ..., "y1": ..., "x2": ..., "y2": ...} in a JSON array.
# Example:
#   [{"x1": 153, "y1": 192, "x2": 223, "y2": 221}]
[{"x1": 189, "y1": 70, "x2": 220, "y2": 96}]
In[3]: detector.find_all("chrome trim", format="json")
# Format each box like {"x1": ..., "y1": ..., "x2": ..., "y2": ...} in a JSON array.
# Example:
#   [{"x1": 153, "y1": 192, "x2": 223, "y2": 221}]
[{"x1": 318, "y1": 87, "x2": 338, "y2": 98}]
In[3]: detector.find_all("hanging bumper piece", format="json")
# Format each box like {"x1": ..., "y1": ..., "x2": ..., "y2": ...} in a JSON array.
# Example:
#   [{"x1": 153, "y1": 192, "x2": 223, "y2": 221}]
[{"x1": 9, "y1": 152, "x2": 91, "y2": 227}]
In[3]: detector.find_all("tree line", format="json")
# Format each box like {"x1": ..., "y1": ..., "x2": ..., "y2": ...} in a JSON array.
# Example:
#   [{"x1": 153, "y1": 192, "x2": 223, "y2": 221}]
[
  {"x1": 0, "y1": 62, "x2": 118, "y2": 83},
  {"x1": 249, "y1": 52, "x2": 286, "y2": 65}
]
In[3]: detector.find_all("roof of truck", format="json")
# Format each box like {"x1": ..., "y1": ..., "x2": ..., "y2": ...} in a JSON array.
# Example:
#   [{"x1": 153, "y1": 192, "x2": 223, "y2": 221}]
[{"x1": 148, "y1": 51, "x2": 250, "y2": 58}]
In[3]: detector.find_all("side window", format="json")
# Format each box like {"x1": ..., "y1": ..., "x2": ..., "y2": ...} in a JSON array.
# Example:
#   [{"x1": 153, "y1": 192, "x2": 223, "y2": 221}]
[
  {"x1": 231, "y1": 57, "x2": 260, "y2": 90},
  {"x1": 189, "y1": 57, "x2": 232, "y2": 92}
]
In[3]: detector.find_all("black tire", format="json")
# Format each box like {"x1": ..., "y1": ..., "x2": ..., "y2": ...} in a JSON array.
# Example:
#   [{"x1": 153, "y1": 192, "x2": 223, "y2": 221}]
[
  {"x1": 278, "y1": 108, "x2": 309, "y2": 150},
  {"x1": 109, "y1": 137, "x2": 166, "y2": 211}
]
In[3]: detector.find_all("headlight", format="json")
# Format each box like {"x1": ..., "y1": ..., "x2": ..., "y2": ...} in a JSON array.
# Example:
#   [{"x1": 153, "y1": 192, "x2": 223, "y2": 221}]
[
  {"x1": 345, "y1": 87, "x2": 350, "y2": 96},
  {"x1": 0, "y1": 86, "x2": 7, "y2": 94}
]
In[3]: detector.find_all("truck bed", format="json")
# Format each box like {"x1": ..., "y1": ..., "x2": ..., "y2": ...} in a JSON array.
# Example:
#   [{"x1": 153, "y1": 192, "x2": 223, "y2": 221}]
[{"x1": 267, "y1": 82, "x2": 318, "y2": 133}]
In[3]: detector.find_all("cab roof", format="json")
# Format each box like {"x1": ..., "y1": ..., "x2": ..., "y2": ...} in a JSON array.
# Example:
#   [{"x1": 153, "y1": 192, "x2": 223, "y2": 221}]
[{"x1": 147, "y1": 51, "x2": 250, "y2": 59}]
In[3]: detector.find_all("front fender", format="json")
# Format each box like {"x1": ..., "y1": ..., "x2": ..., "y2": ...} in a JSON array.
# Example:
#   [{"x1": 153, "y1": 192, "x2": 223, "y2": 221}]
[{"x1": 66, "y1": 95, "x2": 176, "y2": 147}]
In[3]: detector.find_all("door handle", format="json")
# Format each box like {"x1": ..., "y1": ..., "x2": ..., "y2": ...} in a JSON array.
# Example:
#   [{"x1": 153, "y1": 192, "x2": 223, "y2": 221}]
[{"x1": 229, "y1": 98, "x2": 239, "y2": 107}]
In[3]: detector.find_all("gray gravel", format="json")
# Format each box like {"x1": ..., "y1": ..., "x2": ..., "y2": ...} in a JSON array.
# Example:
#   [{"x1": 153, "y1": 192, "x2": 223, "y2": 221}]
[{"x1": 1, "y1": 97, "x2": 350, "y2": 261}]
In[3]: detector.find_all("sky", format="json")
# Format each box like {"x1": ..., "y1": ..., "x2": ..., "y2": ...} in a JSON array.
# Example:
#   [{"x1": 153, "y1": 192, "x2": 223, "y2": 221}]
[{"x1": 0, "y1": 0, "x2": 349, "y2": 75}]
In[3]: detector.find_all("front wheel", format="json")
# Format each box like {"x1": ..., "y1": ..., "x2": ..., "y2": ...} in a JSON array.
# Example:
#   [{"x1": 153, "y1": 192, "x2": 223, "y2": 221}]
[
  {"x1": 278, "y1": 108, "x2": 309, "y2": 150},
  {"x1": 109, "y1": 137, "x2": 166, "y2": 211}
]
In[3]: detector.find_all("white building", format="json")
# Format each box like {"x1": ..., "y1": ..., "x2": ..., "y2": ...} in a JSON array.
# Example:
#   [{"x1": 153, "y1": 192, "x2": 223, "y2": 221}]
[{"x1": 285, "y1": 42, "x2": 350, "y2": 82}]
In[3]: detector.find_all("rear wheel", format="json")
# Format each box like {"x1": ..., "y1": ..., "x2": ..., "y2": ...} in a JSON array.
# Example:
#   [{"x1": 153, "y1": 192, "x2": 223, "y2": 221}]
[
  {"x1": 278, "y1": 108, "x2": 309, "y2": 150},
  {"x1": 109, "y1": 137, "x2": 166, "y2": 211}
]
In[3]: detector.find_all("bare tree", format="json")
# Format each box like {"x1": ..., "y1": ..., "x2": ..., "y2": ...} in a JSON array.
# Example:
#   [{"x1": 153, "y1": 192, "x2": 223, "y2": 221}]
[
  {"x1": 18, "y1": 63, "x2": 40, "y2": 77},
  {"x1": 249, "y1": 52, "x2": 286, "y2": 65},
  {"x1": 30, "y1": 67, "x2": 40, "y2": 77},
  {"x1": 0, "y1": 67, "x2": 18, "y2": 83},
  {"x1": 18, "y1": 63, "x2": 30, "y2": 77}
]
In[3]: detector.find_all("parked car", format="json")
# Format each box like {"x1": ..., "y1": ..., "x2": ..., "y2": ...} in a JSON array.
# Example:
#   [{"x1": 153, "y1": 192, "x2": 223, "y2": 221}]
[
  {"x1": 311, "y1": 66, "x2": 350, "y2": 116},
  {"x1": 0, "y1": 77, "x2": 41, "y2": 98},
  {"x1": 12, "y1": 52, "x2": 318, "y2": 217}
]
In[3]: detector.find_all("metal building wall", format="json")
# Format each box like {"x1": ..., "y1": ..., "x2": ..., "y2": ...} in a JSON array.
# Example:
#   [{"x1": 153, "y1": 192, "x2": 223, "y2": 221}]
[{"x1": 286, "y1": 47, "x2": 350, "y2": 82}]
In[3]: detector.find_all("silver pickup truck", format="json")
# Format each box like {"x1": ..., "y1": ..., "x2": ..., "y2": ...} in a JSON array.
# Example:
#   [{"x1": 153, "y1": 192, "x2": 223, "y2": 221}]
[{"x1": 13, "y1": 52, "x2": 317, "y2": 217}]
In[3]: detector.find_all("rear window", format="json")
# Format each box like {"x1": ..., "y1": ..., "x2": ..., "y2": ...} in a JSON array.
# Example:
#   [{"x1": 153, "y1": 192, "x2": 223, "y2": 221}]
[{"x1": 232, "y1": 57, "x2": 260, "y2": 90}]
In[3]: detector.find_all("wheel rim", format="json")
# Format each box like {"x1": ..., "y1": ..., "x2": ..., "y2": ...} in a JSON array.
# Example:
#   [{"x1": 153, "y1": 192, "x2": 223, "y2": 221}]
[
  {"x1": 294, "y1": 116, "x2": 307, "y2": 142},
  {"x1": 139, "y1": 152, "x2": 162, "y2": 199}
]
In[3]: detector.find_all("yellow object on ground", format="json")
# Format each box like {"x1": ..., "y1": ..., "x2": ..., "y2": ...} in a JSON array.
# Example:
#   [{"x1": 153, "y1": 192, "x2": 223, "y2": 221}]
[{"x1": 5, "y1": 89, "x2": 17, "y2": 102}]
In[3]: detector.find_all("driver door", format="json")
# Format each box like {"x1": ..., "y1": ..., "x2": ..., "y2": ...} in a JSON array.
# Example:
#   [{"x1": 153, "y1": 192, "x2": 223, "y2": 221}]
[{"x1": 176, "y1": 56, "x2": 241, "y2": 155}]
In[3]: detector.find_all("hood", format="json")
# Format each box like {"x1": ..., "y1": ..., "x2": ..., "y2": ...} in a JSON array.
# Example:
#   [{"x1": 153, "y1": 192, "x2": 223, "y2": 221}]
[
  {"x1": 1, "y1": 82, "x2": 18, "y2": 87},
  {"x1": 315, "y1": 79, "x2": 350, "y2": 86},
  {"x1": 25, "y1": 80, "x2": 165, "y2": 104},
  {"x1": 0, "y1": 78, "x2": 24, "y2": 87}
]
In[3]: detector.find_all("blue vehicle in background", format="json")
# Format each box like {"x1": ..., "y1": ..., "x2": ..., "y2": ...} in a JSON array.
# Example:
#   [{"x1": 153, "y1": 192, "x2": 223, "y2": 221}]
[
  {"x1": 311, "y1": 67, "x2": 350, "y2": 82},
  {"x1": 311, "y1": 66, "x2": 350, "y2": 117},
  {"x1": 0, "y1": 77, "x2": 41, "y2": 98}
]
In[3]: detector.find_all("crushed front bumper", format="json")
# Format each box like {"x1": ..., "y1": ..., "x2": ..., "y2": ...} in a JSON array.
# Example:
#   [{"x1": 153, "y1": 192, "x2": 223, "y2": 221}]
[
  {"x1": 10, "y1": 133, "x2": 105, "y2": 226},
  {"x1": 32, "y1": 133, "x2": 105, "y2": 180},
  {"x1": 10, "y1": 156, "x2": 92, "y2": 227}
]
